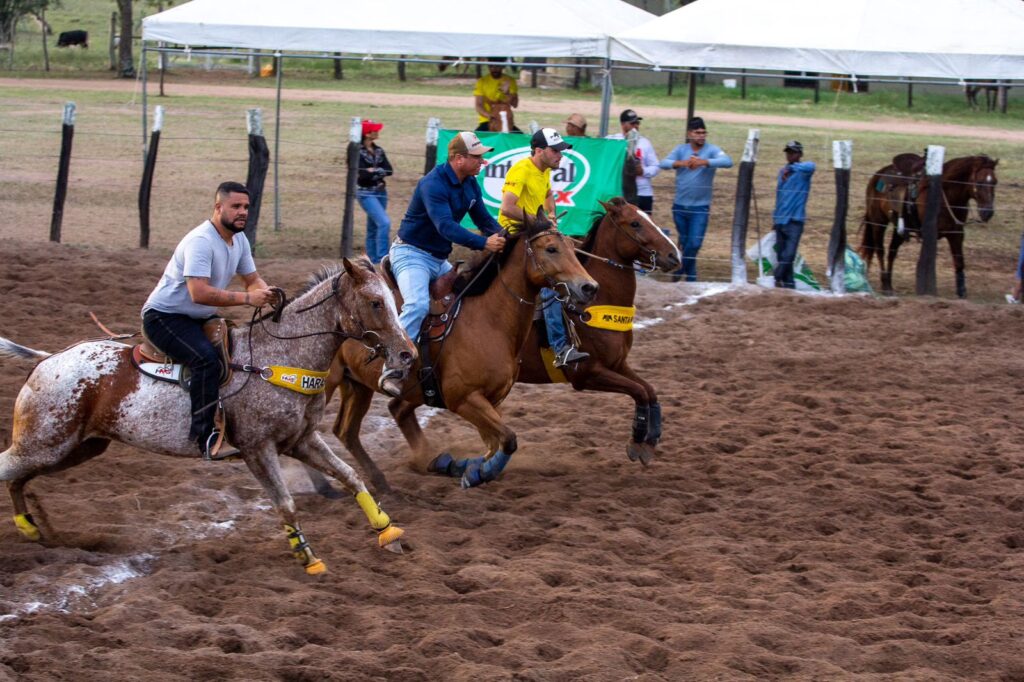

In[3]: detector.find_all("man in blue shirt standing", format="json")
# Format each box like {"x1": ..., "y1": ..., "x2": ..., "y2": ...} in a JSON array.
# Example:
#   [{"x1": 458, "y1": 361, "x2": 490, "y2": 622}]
[
  {"x1": 389, "y1": 131, "x2": 505, "y2": 356},
  {"x1": 772, "y1": 141, "x2": 816, "y2": 289},
  {"x1": 659, "y1": 117, "x2": 733, "y2": 282}
]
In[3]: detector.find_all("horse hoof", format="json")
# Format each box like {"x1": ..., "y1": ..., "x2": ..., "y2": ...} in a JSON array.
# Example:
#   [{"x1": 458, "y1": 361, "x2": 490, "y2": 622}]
[
  {"x1": 638, "y1": 443, "x2": 655, "y2": 467},
  {"x1": 304, "y1": 559, "x2": 328, "y2": 575},
  {"x1": 626, "y1": 442, "x2": 643, "y2": 463},
  {"x1": 378, "y1": 525, "x2": 404, "y2": 550}
]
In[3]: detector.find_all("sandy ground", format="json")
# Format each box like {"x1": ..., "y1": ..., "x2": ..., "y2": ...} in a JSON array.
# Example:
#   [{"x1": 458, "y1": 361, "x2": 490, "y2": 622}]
[
  {"x1": 3, "y1": 76, "x2": 1024, "y2": 142},
  {"x1": 0, "y1": 241, "x2": 1022, "y2": 680}
]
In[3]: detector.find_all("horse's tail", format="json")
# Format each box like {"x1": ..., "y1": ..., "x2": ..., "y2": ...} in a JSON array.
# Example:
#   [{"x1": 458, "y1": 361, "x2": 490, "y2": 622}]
[{"x1": 0, "y1": 336, "x2": 51, "y2": 361}]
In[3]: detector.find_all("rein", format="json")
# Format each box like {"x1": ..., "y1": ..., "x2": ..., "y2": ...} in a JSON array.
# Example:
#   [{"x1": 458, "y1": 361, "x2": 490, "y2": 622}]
[
  {"x1": 572, "y1": 210, "x2": 659, "y2": 274},
  {"x1": 496, "y1": 227, "x2": 572, "y2": 306}
]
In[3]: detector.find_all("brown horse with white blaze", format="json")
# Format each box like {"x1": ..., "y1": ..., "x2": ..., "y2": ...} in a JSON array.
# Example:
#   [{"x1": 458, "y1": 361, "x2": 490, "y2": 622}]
[
  {"x1": 0, "y1": 259, "x2": 416, "y2": 574},
  {"x1": 326, "y1": 210, "x2": 597, "y2": 490},
  {"x1": 516, "y1": 198, "x2": 681, "y2": 466}
]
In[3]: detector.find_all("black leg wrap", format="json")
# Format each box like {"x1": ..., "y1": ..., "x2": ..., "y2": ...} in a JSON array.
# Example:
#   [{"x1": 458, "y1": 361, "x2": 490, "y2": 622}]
[
  {"x1": 956, "y1": 271, "x2": 967, "y2": 299},
  {"x1": 632, "y1": 404, "x2": 650, "y2": 443},
  {"x1": 645, "y1": 402, "x2": 662, "y2": 446}
]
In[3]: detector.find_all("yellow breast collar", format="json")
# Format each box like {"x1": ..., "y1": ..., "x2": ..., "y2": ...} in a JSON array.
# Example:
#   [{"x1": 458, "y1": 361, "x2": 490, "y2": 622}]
[
  {"x1": 262, "y1": 365, "x2": 330, "y2": 395},
  {"x1": 582, "y1": 305, "x2": 636, "y2": 332}
]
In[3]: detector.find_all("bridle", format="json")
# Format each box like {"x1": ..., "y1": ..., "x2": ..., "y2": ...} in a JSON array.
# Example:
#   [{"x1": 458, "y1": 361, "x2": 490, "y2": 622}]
[
  {"x1": 571, "y1": 208, "x2": 661, "y2": 274},
  {"x1": 941, "y1": 162, "x2": 996, "y2": 228},
  {"x1": 497, "y1": 226, "x2": 576, "y2": 305}
]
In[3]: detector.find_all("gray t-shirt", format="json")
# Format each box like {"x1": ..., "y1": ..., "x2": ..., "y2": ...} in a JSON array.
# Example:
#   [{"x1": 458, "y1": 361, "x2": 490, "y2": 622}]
[{"x1": 142, "y1": 220, "x2": 256, "y2": 319}]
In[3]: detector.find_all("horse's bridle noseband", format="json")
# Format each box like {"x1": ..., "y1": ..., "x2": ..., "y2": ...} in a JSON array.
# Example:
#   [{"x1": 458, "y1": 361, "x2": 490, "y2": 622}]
[{"x1": 572, "y1": 209, "x2": 661, "y2": 274}]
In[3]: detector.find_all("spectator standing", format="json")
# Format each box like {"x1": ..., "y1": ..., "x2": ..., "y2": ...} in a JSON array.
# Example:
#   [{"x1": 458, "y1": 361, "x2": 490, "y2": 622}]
[
  {"x1": 605, "y1": 109, "x2": 660, "y2": 214},
  {"x1": 659, "y1": 116, "x2": 733, "y2": 282},
  {"x1": 564, "y1": 113, "x2": 588, "y2": 138},
  {"x1": 356, "y1": 119, "x2": 394, "y2": 264},
  {"x1": 771, "y1": 141, "x2": 816, "y2": 289},
  {"x1": 474, "y1": 58, "x2": 520, "y2": 132}
]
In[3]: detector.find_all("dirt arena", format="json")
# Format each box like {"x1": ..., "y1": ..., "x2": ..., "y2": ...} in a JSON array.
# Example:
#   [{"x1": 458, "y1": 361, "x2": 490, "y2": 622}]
[{"x1": 0, "y1": 240, "x2": 1022, "y2": 681}]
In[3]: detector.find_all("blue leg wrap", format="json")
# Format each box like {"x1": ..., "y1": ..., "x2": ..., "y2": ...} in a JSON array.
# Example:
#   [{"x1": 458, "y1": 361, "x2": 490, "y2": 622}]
[
  {"x1": 632, "y1": 404, "x2": 650, "y2": 443},
  {"x1": 427, "y1": 452, "x2": 468, "y2": 477},
  {"x1": 646, "y1": 402, "x2": 663, "y2": 446},
  {"x1": 460, "y1": 450, "x2": 511, "y2": 489}
]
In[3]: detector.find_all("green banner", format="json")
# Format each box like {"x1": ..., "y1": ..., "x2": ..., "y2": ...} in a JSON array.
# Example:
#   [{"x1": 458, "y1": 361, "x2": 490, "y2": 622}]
[{"x1": 436, "y1": 130, "x2": 626, "y2": 237}]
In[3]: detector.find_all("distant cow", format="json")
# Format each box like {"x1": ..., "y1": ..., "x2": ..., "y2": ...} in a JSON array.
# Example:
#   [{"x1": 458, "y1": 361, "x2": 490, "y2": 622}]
[{"x1": 56, "y1": 30, "x2": 88, "y2": 48}]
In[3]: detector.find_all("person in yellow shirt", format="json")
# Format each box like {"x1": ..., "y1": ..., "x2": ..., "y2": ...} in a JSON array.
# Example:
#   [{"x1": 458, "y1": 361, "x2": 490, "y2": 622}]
[
  {"x1": 474, "y1": 57, "x2": 520, "y2": 132},
  {"x1": 499, "y1": 128, "x2": 588, "y2": 369}
]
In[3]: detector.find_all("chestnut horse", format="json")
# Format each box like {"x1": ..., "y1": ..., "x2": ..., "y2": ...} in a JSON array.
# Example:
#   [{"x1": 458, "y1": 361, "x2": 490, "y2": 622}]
[
  {"x1": 0, "y1": 259, "x2": 416, "y2": 575},
  {"x1": 326, "y1": 210, "x2": 597, "y2": 491},
  {"x1": 859, "y1": 154, "x2": 998, "y2": 297},
  {"x1": 488, "y1": 101, "x2": 516, "y2": 133},
  {"x1": 516, "y1": 198, "x2": 680, "y2": 466}
]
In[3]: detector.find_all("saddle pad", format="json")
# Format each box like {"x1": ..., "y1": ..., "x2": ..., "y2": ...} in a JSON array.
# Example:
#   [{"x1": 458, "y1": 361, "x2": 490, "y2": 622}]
[{"x1": 131, "y1": 345, "x2": 182, "y2": 383}]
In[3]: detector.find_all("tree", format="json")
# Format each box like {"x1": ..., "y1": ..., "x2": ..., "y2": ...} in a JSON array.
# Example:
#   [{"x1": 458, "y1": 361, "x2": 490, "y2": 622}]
[
  {"x1": 116, "y1": 0, "x2": 134, "y2": 77},
  {"x1": 0, "y1": 0, "x2": 50, "y2": 65}
]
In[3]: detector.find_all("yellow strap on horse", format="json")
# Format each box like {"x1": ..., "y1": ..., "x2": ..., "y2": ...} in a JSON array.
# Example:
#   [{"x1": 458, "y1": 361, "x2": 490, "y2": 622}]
[
  {"x1": 262, "y1": 365, "x2": 329, "y2": 395},
  {"x1": 582, "y1": 305, "x2": 636, "y2": 332}
]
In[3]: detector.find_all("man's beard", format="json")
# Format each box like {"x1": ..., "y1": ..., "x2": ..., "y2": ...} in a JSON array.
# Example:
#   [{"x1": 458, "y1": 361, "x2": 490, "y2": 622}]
[{"x1": 220, "y1": 215, "x2": 247, "y2": 233}]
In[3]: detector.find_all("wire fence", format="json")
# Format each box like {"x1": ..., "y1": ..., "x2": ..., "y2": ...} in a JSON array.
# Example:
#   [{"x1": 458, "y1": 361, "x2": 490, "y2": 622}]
[{"x1": 2, "y1": 99, "x2": 1022, "y2": 299}]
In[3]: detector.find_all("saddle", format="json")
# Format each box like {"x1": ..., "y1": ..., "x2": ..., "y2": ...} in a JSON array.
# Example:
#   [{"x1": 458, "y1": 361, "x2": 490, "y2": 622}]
[
  {"x1": 876, "y1": 153, "x2": 927, "y2": 233},
  {"x1": 132, "y1": 318, "x2": 234, "y2": 389}
]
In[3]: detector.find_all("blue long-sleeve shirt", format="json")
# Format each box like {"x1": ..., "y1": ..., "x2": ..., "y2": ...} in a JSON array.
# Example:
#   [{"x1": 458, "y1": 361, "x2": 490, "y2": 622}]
[
  {"x1": 397, "y1": 163, "x2": 501, "y2": 259},
  {"x1": 772, "y1": 161, "x2": 816, "y2": 225},
  {"x1": 659, "y1": 143, "x2": 733, "y2": 207}
]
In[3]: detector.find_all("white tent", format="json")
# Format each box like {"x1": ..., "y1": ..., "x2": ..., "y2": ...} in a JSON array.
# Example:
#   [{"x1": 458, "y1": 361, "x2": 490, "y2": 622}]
[
  {"x1": 611, "y1": 0, "x2": 1024, "y2": 81},
  {"x1": 142, "y1": 0, "x2": 654, "y2": 60}
]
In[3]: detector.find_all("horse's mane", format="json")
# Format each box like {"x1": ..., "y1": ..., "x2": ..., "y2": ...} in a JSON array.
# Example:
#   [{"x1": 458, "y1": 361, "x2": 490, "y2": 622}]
[
  {"x1": 944, "y1": 154, "x2": 997, "y2": 177},
  {"x1": 575, "y1": 211, "x2": 607, "y2": 267},
  {"x1": 455, "y1": 232, "x2": 523, "y2": 298},
  {"x1": 292, "y1": 258, "x2": 376, "y2": 303}
]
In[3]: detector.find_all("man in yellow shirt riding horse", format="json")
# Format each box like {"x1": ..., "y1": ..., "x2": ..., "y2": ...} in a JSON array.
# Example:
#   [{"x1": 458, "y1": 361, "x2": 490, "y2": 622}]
[{"x1": 499, "y1": 127, "x2": 588, "y2": 368}]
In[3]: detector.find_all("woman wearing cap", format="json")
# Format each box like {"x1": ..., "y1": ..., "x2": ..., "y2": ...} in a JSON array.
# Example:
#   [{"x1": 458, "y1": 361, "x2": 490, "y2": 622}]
[{"x1": 356, "y1": 119, "x2": 394, "y2": 264}]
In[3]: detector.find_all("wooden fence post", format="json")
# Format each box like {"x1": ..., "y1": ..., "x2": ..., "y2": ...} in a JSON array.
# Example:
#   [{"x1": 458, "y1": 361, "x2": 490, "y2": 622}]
[
  {"x1": 138, "y1": 105, "x2": 163, "y2": 249},
  {"x1": 828, "y1": 140, "x2": 852, "y2": 293},
  {"x1": 109, "y1": 12, "x2": 117, "y2": 71},
  {"x1": 916, "y1": 145, "x2": 944, "y2": 296},
  {"x1": 49, "y1": 102, "x2": 75, "y2": 243},
  {"x1": 244, "y1": 108, "x2": 270, "y2": 247},
  {"x1": 730, "y1": 129, "x2": 760, "y2": 285},
  {"x1": 423, "y1": 117, "x2": 440, "y2": 176},
  {"x1": 340, "y1": 116, "x2": 361, "y2": 258}
]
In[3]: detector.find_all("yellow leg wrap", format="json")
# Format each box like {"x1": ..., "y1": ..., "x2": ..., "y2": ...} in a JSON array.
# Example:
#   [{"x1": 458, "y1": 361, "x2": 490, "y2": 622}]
[
  {"x1": 284, "y1": 523, "x2": 327, "y2": 575},
  {"x1": 377, "y1": 525, "x2": 404, "y2": 547},
  {"x1": 13, "y1": 513, "x2": 40, "y2": 541},
  {"x1": 355, "y1": 490, "x2": 392, "y2": 531}
]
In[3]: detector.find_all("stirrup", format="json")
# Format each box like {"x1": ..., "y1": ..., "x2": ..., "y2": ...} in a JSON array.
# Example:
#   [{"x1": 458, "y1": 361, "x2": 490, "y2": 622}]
[{"x1": 553, "y1": 346, "x2": 589, "y2": 369}]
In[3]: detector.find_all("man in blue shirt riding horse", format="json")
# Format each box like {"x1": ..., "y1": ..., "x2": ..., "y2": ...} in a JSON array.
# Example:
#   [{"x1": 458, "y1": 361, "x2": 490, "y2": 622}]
[{"x1": 385, "y1": 132, "x2": 506, "y2": 394}]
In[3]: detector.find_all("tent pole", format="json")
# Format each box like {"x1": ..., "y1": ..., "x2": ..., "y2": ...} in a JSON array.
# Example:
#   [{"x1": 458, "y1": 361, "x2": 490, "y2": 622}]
[
  {"x1": 142, "y1": 44, "x2": 148, "y2": 161},
  {"x1": 273, "y1": 51, "x2": 282, "y2": 231},
  {"x1": 599, "y1": 58, "x2": 612, "y2": 138},
  {"x1": 686, "y1": 71, "x2": 697, "y2": 123}
]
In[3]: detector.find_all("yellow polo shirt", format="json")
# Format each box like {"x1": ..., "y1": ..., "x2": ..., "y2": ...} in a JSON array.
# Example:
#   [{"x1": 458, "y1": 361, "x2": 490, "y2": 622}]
[
  {"x1": 474, "y1": 74, "x2": 518, "y2": 123},
  {"x1": 499, "y1": 156, "x2": 550, "y2": 234}
]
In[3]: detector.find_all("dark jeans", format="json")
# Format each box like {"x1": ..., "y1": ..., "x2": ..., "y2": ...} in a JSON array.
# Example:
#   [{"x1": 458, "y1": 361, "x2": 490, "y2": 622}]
[
  {"x1": 774, "y1": 220, "x2": 805, "y2": 289},
  {"x1": 474, "y1": 121, "x2": 523, "y2": 133},
  {"x1": 634, "y1": 195, "x2": 653, "y2": 213},
  {"x1": 142, "y1": 309, "x2": 220, "y2": 444}
]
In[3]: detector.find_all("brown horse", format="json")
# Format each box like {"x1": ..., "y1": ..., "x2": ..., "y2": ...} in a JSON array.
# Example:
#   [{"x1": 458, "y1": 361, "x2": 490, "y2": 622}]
[
  {"x1": 326, "y1": 210, "x2": 597, "y2": 491},
  {"x1": 516, "y1": 198, "x2": 680, "y2": 467},
  {"x1": 0, "y1": 259, "x2": 416, "y2": 574},
  {"x1": 859, "y1": 154, "x2": 998, "y2": 297},
  {"x1": 487, "y1": 101, "x2": 516, "y2": 133}
]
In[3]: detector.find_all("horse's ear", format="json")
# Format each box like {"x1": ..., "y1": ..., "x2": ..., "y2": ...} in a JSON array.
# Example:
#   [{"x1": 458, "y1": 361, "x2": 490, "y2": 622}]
[
  {"x1": 598, "y1": 199, "x2": 611, "y2": 212},
  {"x1": 342, "y1": 257, "x2": 361, "y2": 281},
  {"x1": 994, "y1": 158, "x2": 1000, "y2": 167}
]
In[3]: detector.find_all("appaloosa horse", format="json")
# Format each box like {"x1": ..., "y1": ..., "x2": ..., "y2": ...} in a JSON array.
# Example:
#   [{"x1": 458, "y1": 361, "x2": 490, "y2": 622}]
[
  {"x1": 327, "y1": 210, "x2": 597, "y2": 491},
  {"x1": 859, "y1": 154, "x2": 998, "y2": 297},
  {"x1": 0, "y1": 258, "x2": 416, "y2": 574},
  {"x1": 516, "y1": 198, "x2": 681, "y2": 467}
]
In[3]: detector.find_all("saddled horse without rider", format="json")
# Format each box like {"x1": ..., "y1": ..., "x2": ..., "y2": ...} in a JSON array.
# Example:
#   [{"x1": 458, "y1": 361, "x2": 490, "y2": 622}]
[
  {"x1": 326, "y1": 210, "x2": 597, "y2": 492},
  {"x1": 859, "y1": 154, "x2": 998, "y2": 297},
  {"x1": 0, "y1": 258, "x2": 416, "y2": 574},
  {"x1": 516, "y1": 198, "x2": 681, "y2": 467}
]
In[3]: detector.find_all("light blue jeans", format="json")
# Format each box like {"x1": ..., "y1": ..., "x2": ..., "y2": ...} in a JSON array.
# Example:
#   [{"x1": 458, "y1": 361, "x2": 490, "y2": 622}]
[
  {"x1": 541, "y1": 287, "x2": 568, "y2": 351},
  {"x1": 357, "y1": 190, "x2": 391, "y2": 264},
  {"x1": 389, "y1": 242, "x2": 453, "y2": 340}
]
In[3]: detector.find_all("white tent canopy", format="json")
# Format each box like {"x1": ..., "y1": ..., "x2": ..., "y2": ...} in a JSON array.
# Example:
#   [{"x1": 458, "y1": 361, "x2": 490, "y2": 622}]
[
  {"x1": 143, "y1": 0, "x2": 654, "y2": 60},
  {"x1": 611, "y1": 0, "x2": 1024, "y2": 81}
]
